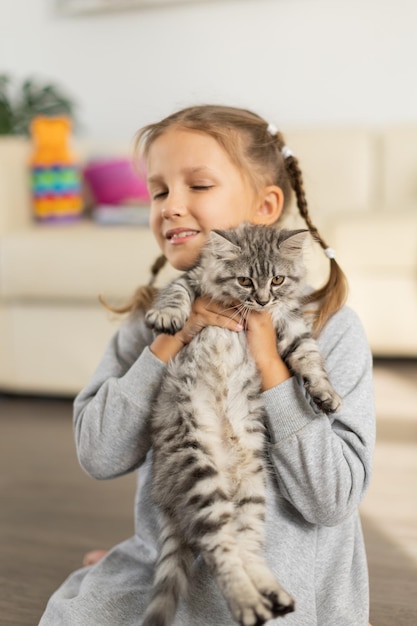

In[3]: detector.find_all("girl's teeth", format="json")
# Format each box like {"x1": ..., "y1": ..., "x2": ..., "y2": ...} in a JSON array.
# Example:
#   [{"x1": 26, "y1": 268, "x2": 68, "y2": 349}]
[{"x1": 171, "y1": 231, "x2": 196, "y2": 239}]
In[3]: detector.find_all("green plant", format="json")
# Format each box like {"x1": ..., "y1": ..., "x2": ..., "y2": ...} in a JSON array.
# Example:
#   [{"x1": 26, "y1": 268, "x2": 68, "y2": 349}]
[{"x1": 0, "y1": 74, "x2": 77, "y2": 136}]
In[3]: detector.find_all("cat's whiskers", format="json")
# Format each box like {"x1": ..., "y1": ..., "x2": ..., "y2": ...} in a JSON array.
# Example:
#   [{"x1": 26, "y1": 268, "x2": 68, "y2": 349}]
[
  {"x1": 206, "y1": 299, "x2": 251, "y2": 328},
  {"x1": 218, "y1": 303, "x2": 240, "y2": 315},
  {"x1": 234, "y1": 303, "x2": 252, "y2": 329},
  {"x1": 217, "y1": 303, "x2": 246, "y2": 324}
]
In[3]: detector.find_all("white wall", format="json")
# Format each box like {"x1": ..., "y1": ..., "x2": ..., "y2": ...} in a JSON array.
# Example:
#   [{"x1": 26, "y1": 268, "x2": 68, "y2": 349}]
[{"x1": 1, "y1": 0, "x2": 416, "y2": 141}]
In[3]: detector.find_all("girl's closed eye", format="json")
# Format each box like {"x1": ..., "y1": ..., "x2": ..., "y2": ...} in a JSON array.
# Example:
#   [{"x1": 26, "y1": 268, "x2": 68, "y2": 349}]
[
  {"x1": 190, "y1": 184, "x2": 214, "y2": 191},
  {"x1": 152, "y1": 189, "x2": 168, "y2": 200}
]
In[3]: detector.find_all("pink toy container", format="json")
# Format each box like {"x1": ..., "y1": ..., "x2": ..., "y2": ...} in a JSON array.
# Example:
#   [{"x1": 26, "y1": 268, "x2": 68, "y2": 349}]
[{"x1": 83, "y1": 158, "x2": 150, "y2": 205}]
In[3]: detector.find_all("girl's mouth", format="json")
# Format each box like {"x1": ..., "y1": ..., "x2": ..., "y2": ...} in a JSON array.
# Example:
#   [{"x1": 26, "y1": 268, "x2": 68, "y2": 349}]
[{"x1": 165, "y1": 229, "x2": 200, "y2": 244}]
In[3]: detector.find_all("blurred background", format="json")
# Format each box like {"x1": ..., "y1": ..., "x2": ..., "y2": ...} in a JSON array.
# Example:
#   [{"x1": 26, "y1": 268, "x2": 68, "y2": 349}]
[
  {"x1": 0, "y1": 1, "x2": 416, "y2": 625},
  {"x1": 1, "y1": 0, "x2": 417, "y2": 138}
]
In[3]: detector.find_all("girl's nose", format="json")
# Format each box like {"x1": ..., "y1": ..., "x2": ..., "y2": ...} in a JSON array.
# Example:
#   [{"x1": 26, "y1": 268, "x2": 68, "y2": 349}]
[{"x1": 161, "y1": 193, "x2": 186, "y2": 218}]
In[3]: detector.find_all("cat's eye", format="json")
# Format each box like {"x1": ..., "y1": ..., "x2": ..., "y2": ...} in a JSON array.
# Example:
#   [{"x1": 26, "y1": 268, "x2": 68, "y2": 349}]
[
  {"x1": 237, "y1": 277, "x2": 253, "y2": 287},
  {"x1": 271, "y1": 276, "x2": 285, "y2": 286}
]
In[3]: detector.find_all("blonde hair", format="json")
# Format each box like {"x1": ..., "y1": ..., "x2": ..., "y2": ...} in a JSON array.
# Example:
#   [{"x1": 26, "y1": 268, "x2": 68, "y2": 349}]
[{"x1": 109, "y1": 104, "x2": 348, "y2": 336}]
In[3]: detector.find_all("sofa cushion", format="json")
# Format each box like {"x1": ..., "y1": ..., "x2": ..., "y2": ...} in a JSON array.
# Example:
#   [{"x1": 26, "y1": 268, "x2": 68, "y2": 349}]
[
  {"x1": 329, "y1": 213, "x2": 417, "y2": 271},
  {"x1": 381, "y1": 126, "x2": 417, "y2": 213},
  {"x1": 0, "y1": 221, "x2": 177, "y2": 301},
  {"x1": 345, "y1": 273, "x2": 417, "y2": 356},
  {"x1": 285, "y1": 128, "x2": 378, "y2": 216},
  {"x1": 0, "y1": 302, "x2": 119, "y2": 394}
]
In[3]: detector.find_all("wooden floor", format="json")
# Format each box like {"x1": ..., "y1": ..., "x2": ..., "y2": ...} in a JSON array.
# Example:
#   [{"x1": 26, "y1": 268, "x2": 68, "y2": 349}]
[
  {"x1": 360, "y1": 359, "x2": 417, "y2": 624},
  {"x1": 1, "y1": 359, "x2": 417, "y2": 625}
]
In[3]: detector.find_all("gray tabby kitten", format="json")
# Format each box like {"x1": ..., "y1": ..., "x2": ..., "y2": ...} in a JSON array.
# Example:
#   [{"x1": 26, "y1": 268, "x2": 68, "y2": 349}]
[{"x1": 143, "y1": 224, "x2": 341, "y2": 626}]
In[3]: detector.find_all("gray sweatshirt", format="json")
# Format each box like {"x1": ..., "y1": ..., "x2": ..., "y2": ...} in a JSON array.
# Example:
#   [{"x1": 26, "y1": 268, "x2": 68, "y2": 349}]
[{"x1": 39, "y1": 305, "x2": 375, "y2": 626}]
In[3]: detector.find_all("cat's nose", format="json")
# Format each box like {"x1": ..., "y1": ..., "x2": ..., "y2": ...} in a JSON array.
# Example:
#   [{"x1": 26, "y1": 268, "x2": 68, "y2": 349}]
[{"x1": 255, "y1": 298, "x2": 269, "y2": 307}]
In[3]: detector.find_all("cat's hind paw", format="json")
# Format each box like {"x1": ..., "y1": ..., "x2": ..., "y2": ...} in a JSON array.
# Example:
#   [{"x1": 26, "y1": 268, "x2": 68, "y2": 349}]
[{"x1": 145, "y1": 307, "x2": 188, "y2": 335}]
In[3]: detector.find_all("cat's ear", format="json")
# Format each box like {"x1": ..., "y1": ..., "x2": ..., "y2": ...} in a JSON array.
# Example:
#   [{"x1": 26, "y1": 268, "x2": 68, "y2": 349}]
[
  {"x1": 278, "y1": 229, "x2": 309, "y2": 258},
  {"x1": 208, "y1": 229, "x2": 241, "y2": 255}
]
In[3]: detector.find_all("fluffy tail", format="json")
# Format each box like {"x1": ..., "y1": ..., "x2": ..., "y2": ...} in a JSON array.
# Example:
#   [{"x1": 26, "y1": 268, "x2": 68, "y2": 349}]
[{"x1": 142, "y1": 527, "x2": 192, "y2": 626}]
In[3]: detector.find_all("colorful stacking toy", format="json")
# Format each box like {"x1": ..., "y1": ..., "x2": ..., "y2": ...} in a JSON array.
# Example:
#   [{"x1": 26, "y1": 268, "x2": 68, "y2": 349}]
[{"x1": 30, "y1": 116, "x2": 83, "y2": 221}]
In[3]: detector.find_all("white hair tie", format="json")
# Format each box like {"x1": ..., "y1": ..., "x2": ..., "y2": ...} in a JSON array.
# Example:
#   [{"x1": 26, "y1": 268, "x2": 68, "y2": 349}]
[
  {"x1": 267, "y1": 123, "x2": 278, "y2": 136},
  {"x1": 324, "y1": 247, "x2": 336, "y2": 260},
  {"x1": 281, "y1": 146, "x2": 294, "y2": 160}
]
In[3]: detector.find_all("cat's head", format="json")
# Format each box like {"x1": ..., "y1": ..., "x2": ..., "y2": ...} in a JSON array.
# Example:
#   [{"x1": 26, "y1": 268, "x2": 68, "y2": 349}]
[{"x1": 198, "y1": 223, "x2": 308, "y2": 311}]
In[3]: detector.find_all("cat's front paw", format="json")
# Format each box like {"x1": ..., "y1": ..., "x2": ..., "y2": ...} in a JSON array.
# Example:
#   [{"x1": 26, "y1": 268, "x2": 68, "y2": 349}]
[
  {"x1": 230, "y1": 582, "x2": 294, "y2": 626},
  {"x1": 309, "y1": 384, "x2": 342, "y2": 414},
  {"x1": 145, "y1": 307, "x2": 188, "y2": 335}
]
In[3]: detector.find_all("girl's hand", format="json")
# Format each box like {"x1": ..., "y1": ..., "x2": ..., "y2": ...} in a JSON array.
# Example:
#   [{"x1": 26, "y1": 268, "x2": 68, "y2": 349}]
[
  {"x1": 245, "y1": 310, "x2": 291, "y2": 390},
  {"x1": 177, "y1": 297, "x2": 244, "y2": 344},
  {"x1": 150, "y1": 297, "x2": 244, "y2": 363}
]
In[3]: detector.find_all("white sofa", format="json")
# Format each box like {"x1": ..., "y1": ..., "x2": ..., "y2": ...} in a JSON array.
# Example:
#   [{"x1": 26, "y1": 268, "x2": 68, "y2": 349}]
[{"x1": 0, "y1": 127, "x2": 416, "y2": 396}]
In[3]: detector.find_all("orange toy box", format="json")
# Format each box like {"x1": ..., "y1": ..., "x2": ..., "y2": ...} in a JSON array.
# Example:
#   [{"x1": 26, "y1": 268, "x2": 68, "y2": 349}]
[{"x1": 29, "y1": 116, "x2": 83, "y2": 221}]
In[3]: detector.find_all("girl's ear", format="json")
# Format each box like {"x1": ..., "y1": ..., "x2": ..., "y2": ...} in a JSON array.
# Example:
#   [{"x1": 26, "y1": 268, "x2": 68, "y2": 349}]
[{"x1": 251, "y1": 185, "x2": 284, "y2": 226}]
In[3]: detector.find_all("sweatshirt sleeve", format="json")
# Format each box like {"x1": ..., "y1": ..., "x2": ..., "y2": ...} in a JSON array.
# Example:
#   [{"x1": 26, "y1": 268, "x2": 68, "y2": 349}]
[
  {"x1": 73, "y1": 311, "x2": 167, "y2": 480},
  {"x1": 263, "y1": 306, "x2": 375, "y2": 526}
]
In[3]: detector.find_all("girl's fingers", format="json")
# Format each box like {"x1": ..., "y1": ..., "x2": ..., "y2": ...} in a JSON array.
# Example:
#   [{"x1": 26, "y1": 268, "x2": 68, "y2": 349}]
[
  {"x1": 177, "y1": 298, "x2": 243, "y2": 345},
  {"x1": 206, "y1": 310, "x2": 244, "y2": 331},
  {"x1": 193, "y1": 298, "x2": 243, "y2": 330}
]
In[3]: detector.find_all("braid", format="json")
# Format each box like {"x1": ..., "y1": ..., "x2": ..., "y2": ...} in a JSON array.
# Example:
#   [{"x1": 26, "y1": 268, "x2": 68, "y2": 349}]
[
  {"x1": 99, "y1": 254, "x2": 167, "y2": 315},
  {"x1": 149, "y1": 254, "x2": 167, "y2": 286},
  {"x1": 276, "y1": 138, "x2": 349, "y2": 336},
  {"x1": 285, "y1": 153, "x2": 327, "y2": 250}
]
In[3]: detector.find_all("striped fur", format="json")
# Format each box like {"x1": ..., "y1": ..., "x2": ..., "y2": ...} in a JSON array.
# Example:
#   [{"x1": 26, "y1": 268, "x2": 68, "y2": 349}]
[{"x1": 143, "y1": 224, "x2": 341, "y2": 626}]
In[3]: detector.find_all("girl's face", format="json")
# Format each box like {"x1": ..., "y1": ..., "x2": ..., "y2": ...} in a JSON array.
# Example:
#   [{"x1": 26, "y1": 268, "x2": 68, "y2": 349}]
[{"x1": 146, "y1": 128, "x2": 263, "y2": 270}]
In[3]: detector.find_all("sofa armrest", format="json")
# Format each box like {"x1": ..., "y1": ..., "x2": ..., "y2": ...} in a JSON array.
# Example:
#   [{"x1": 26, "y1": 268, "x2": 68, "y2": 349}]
[{"x1": 0, "y1": 137, "x2": 32, "y2": 233}]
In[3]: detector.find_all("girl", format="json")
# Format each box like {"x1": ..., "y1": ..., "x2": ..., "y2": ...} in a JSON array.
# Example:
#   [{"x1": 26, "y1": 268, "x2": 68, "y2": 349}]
[{"x1": 39, "y1": 105, "x2": 375, "y2": 626}]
